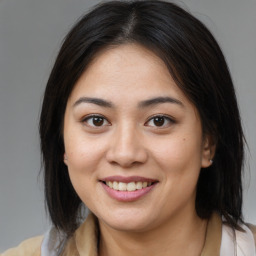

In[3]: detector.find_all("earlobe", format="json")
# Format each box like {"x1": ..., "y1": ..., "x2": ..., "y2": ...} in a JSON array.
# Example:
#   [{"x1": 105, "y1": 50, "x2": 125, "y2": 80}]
[
  {"x1": 63, "y1": 153, "x2": 68, "y2": 165},
  {"x1": 201, "y1": 136, "x2": 216, "y2": 168}
]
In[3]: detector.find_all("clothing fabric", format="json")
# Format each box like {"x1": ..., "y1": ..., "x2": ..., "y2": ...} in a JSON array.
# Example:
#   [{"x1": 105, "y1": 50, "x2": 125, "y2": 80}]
[{"x1": 2, "y1": 213, "x2": 256, "y2": 256}]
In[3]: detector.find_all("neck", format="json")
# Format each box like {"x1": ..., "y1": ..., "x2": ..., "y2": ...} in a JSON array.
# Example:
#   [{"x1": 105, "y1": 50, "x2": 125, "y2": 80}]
[{"x1": 98, "y1": 210, "x2": 208, "y2": 256}]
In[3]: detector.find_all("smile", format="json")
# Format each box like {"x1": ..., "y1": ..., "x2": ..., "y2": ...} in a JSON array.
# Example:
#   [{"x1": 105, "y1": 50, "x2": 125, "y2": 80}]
[
  {"x1": 105, "y1": 181, "x2": 153, "y2": 191},
  {"x1": 100, "y1": 176, "x2": 158, "y2": 202}
]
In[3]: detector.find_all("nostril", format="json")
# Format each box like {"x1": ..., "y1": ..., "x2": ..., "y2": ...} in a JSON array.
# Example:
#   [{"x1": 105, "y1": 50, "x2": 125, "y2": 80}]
[{"x1": 105, "y1": 139, "x2": 148, "y2": 167}]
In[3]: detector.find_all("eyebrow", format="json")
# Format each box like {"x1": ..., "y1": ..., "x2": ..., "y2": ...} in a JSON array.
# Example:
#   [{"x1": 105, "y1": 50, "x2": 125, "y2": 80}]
[
  {"x1": 73, "y1": 97, "x2": 113, "y2": 108},
  {"x1": 138, "y1": 96, "x2": 184, "y2": 108},
  {"x1": 73, "y1": 96, "x2": 184, "y2": 109}
]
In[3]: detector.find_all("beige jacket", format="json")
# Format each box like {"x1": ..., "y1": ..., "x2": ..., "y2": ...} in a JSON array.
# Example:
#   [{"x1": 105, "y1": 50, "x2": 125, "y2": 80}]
[{"x1": 2, "y1": 213, "x2": 256, "y2": 256}]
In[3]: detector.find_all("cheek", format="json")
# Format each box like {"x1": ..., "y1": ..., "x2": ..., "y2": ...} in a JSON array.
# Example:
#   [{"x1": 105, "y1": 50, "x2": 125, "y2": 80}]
[
  {"x1": 64, "y1": 135, "x2": 105, "y2": 194},
  {"x1": 151, "y1": 134, "x2": 203, "y2": 197},
  {"x1": 152, "y1": 136, "x2": 203, "y2": 209},
  {"x1": 65, "y1": 131, "x2": 105, "y2": 170},
  {"x1": 152, "y1": 134, "x2": 203, "y2": 171},
  {"x1": 65, "y1": 142, "x2": 102, "y2": 206}
]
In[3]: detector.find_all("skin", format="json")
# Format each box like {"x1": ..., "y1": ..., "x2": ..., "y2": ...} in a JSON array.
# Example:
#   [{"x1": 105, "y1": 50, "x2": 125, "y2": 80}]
[{"x1": 63, "y1": 44, "x2": 215, "y2": 256}]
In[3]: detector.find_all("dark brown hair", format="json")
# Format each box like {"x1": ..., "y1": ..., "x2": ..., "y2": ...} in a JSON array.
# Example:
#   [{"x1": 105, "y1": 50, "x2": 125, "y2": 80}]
[{"x1": 40, "y1": 0, "x2": 244, "y2": 235}]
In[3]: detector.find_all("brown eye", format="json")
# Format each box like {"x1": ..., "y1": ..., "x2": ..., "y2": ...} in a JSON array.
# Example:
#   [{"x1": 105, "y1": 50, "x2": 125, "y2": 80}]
[
  {"x1": 153, "y1": 116, "x2": 165, "y2": 126},
  {"x1": 145, "y1": 115, "x2": 174, "y2": 128},
  {"x1": 83, "y1": 115, "x2": 110, "y2": 128},
  {"x1": 92, "y1": 116, "x2": 104, "y2": 126}
]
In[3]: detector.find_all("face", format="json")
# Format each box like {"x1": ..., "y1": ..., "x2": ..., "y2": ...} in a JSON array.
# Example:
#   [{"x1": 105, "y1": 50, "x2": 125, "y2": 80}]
[{"x1": 63, "y1": 44, "x2": 213, "y2": 233}]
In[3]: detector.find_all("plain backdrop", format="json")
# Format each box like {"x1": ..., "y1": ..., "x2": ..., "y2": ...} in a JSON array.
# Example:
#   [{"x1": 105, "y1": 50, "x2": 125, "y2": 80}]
[{"x1": 0, "y1": 0, "x2": 255, "y2": 252}]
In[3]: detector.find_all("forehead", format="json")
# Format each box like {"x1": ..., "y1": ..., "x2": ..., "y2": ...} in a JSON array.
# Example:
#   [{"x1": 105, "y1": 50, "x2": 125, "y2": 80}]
[{"x1": 68, "y1": 44, "x2": 190, "y2": 107}]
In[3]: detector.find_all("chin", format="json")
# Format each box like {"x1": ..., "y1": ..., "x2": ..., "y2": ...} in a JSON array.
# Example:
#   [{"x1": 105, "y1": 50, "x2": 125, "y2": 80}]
[
  {"x1": 98, "y1": 209, "x2": 157, "y2": 233},
  {"x1": 106, "y1": 219, "x2": 152, "y2": 233}
]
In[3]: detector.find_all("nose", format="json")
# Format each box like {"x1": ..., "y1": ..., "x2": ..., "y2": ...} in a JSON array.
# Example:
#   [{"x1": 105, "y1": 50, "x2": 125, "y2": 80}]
[{"x1": 106, "y1": 124, "x2": 148, "y2": 168}]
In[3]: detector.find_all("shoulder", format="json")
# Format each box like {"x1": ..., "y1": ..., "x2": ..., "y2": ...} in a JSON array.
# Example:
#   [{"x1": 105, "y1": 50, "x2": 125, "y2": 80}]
[
  {"x1": 247, "y1": 223, "x2": 256, "y2": 246},
  {"x1": 221, "y1": 221, "x2": 256, "y2": 255},
  {"x1": 1, "y1": 236, "x2": 43, "y2": 256}
]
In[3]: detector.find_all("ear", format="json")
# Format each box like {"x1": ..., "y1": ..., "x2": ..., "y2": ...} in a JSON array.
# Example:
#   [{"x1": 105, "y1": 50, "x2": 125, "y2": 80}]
[
  {"x1": 201, "y1": 135, "x2": 216, "y2": 168},
  {"x1": 63, "y1": 153, "x2": 68, "y2": 166}
]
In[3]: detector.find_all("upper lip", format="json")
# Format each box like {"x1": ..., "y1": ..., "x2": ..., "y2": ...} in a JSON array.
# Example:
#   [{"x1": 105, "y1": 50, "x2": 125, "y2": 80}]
[{"x1": 100, "y1": 176, "x2": 158, "y2": 183}]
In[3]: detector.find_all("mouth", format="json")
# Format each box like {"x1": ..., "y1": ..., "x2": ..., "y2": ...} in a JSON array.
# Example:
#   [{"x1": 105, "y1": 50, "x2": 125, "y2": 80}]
[
  {"x1": 99, "y1": 176, "x2": 158, "y2": 200},
  {"x1": 102, "y1": 180, "x2": 155, "y2": 191}
]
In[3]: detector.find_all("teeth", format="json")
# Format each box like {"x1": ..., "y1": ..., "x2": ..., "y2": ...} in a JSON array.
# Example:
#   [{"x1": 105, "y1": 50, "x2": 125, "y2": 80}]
[
  {"x1": 105, "y1": 181, "x2": 153, "y2": 191},
  {"x1": 127, "y1": 182, "x2": 136, "y2": 191},
  {"x1": 113, "y1": 181, "x2": 119, "y2": 190},
  {"x1": 106, "y1": 181, "x2": 113, "y2": 188},
  {"x1": 136, "y1": 182, "x2": 142, "y2": 190},
  {"x1": 118, "y1": 182, "x2": 127, "y2": 191}
]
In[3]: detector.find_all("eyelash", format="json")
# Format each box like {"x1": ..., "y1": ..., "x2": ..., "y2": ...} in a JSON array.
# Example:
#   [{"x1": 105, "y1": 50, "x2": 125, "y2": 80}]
[
  {"x1": 145, "y1": 114, "x2": 175, "y2": 128},
  {"x1": 82, "y1": 114, "x2": 110, "y2": 128},
  {"x1": 81, "y1": 114, "x2": 175, "y2": 128}
]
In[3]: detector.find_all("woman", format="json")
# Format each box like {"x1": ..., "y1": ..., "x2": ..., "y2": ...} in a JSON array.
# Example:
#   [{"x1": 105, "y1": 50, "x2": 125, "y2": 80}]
[{"x1": 2, "y1": 1, "x2": 255, "y2": 255}]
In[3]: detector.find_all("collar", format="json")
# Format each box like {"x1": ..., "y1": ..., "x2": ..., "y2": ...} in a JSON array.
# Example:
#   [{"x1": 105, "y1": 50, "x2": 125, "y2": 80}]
[
  {"x1": 75, "y1": 213, "x2": 98, "y2": 256},
  {"x1": 201, "y1": 212, "x2": 222, "y2": 256}
]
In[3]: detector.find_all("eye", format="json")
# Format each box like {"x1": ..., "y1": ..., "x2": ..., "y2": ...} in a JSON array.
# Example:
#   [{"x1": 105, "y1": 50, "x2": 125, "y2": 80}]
[
  {"x1": 145, "y1": 115, "x2": 174, "y2": 128},
  {"x1": 82, "y1": 115, "x2": 110, "y2": 128}
]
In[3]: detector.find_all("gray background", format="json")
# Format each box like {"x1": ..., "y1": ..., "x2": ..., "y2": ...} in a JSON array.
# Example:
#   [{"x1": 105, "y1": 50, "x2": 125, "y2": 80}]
[{"x1": 0, "y1": 0, "x2": 255, "y2": 252}]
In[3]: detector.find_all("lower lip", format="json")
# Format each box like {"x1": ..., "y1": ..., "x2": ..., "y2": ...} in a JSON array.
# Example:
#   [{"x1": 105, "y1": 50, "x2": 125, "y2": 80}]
[{"x1": 101, "y1": 182, "x2": 157, "y2": 202}]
